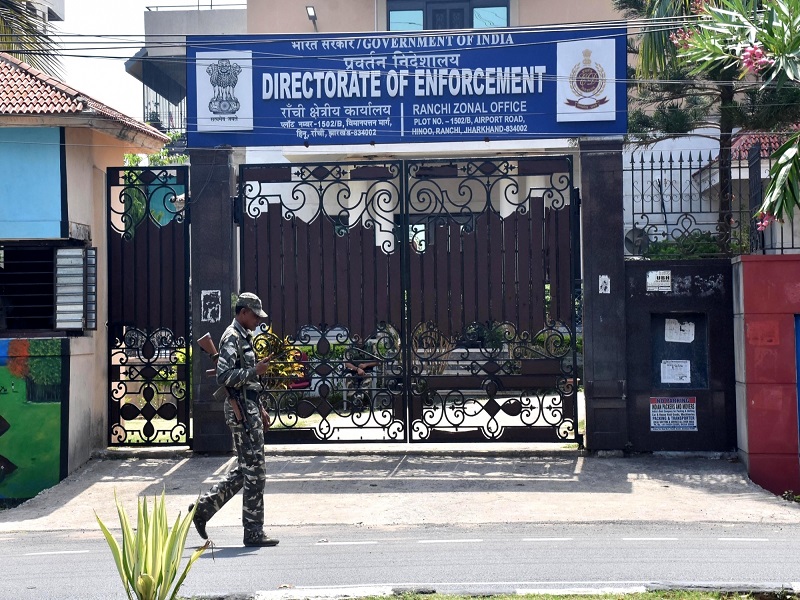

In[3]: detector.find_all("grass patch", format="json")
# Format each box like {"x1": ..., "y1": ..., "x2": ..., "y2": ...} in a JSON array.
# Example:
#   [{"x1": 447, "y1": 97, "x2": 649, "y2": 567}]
[{"x1": 0, "y1": 366, "x2": 61, "y2": 500}]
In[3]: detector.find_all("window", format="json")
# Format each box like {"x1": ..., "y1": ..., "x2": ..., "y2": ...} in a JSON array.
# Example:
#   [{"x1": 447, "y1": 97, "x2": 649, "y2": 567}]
[
  {"x1": 389, "y1": 9, "x2": 424, "y2": 30},
  {"x1": 0, "y1": 242, "x2": 97, "y2": 335},
  {"x1": 473, "y1": 5, "x2": 508, "y2": 28},
  {"x1": 388, "y1": 0, "x2": 509, "y2": 31}
]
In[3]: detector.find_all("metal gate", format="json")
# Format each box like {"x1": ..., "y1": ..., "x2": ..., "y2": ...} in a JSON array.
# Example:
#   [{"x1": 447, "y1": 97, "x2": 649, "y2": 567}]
[
  {"x1": 106, "y1": 167, "x2": 191, "y2": 445},
  {"x1": 239, "y1": 157, "x2": 580, "y2": 444}
]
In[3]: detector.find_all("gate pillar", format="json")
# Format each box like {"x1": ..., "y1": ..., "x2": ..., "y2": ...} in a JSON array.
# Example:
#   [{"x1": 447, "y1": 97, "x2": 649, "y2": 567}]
[
  {"x1": 189, "y1": 148, "x2": 237, "y2": 453},
  {"x1": 579, "y1": 139, "x2": 628, "y2": 450}
]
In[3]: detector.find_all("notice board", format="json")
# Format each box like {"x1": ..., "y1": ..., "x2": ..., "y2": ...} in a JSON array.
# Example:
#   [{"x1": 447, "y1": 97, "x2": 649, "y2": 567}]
[{"x1": 651, "y1": 313, "x2": 708, "y2": 389}]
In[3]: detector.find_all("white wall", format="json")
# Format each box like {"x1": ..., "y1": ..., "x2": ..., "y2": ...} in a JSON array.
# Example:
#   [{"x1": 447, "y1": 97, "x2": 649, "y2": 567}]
[{"x1": 64, "y1": 128, "x2": 144, "y2": 471}]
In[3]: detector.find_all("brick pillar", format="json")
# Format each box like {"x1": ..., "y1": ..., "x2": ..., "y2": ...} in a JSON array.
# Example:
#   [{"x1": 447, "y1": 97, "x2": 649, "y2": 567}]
[
  {"x1": 189, "y1": 148, "x2": 236, "y2": 453},
  {"x1": 579, "y1": 139, "x2": 628, "y2": 450}
]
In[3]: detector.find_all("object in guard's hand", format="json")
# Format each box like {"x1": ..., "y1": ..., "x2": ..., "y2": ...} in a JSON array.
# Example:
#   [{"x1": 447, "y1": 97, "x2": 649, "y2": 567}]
[{"x1": 198, "y1": 332, "x2": 248, "y2": 431}]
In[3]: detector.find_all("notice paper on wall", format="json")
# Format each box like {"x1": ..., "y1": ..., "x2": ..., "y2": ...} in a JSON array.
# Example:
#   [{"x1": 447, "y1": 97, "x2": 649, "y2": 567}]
[
  {"x1": 646, "y1": 270, "x2": 672, "y2": 292},
  {"x1": 664, "y1": 318, "x2": 695, "y2": 343},
  {"x1": 660, "y1": 359, "x2": 691, "y2": 384},
  {"x1": 201, "y1": 289, "x2": 222, "y2": 323},
  {"x1": 650, "y1": 396, "x2": 697, "y2": 432}
]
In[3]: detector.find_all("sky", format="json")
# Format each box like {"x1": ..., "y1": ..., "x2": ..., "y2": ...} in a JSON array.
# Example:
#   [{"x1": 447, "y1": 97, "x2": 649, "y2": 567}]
[{"x1": 58, "y1": 0, "x2": 153, "y2": 120}]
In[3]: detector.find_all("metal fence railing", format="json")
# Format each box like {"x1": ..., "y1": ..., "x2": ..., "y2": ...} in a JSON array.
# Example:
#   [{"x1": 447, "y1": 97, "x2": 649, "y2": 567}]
[{"x1": 623, "y1": 140, "x2": 800, "y2": 259}]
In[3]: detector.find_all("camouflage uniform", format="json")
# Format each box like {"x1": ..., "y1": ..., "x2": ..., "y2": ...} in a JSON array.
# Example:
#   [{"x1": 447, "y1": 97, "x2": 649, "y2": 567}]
[{"x1": 194, "y1": 318, "x2": 267, "y2": 541}]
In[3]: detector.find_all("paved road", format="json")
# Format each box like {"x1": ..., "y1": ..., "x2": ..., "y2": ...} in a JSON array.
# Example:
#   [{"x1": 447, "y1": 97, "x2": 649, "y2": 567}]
[
  {"x1": 2, "y1": 447, "x2": 800, "y2": 598},
  {"x1": 4, "y1": 522, "x2": 800, "y2": 599}
]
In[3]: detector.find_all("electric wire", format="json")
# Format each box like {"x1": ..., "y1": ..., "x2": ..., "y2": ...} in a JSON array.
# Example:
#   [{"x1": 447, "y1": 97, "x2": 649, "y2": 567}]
[{"x1": 0, "y1": 8, "x2": 793, "y2": 151}]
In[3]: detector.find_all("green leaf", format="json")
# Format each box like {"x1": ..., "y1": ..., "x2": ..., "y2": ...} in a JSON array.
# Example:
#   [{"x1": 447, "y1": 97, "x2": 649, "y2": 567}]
[
  {"x1": 95, "y1": 512, "x2": 134, "y2": 600},
  {"x1": 761, "y1": 133, "x2": 800, "y2": 220},
  {"x1": 97, "y1": 490, "x2": 208, "y2": 600},
  {"x1": 135, "y1": 573, "x2": 156, "y2": 600}
]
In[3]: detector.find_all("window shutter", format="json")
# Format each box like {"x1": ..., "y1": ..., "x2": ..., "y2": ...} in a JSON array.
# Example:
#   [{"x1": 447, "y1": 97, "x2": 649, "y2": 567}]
[
  {"x1": 85, "y1": 247, "x2": 97, "y2": 330},
  {"x1": 55, "y1": 247, "x2": 97, "y2": 331}
]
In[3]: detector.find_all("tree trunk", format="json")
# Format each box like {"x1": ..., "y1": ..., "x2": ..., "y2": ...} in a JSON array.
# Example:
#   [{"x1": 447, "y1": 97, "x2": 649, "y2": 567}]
[{"x1": 718, "y1": 83, "x2": 735, "y2": 251}]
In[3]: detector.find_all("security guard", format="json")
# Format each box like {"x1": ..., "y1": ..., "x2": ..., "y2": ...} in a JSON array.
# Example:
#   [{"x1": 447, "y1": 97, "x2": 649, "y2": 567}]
[{"x1": 191, "y1": 292, "x2": 278, "y2": 547}]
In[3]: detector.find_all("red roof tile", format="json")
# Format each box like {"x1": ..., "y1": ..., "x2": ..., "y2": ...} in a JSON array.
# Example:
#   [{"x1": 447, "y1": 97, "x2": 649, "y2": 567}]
[
  {"x1": 0, "y1": 52, "x2": 168, "y2": 144},
  {"x1": 731, "y1": 127, "x2": 800, "y2": 161}
]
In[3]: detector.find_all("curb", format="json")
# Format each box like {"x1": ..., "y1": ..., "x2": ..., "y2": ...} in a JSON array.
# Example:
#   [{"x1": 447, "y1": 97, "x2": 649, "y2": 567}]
[
  {"x1": 93, "y1": 444, "x2": 590, "y2": 460},
  {"x1": 186, "y1": 581, "x2": 800, "y2": 600},
  {"x1": 93, "y1": 445, "x2": 740, "y2": 461}
]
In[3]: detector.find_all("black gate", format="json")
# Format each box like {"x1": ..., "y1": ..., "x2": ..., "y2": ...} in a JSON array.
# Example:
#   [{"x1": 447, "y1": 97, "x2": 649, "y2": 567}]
[
  {"x1": 106, "y1": 167, "x2": 191, "y2": 445},
  {"x1": 239, "y1": 157, "x2": 579, "y2": 443}
]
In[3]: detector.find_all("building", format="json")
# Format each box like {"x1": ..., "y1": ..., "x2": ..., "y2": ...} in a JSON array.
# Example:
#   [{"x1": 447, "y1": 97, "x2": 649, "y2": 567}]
[
  {"x1": 0, "y1": 51, "x2": 167, "y2": 501},
  {"x1": 126, "y1": 0, "x2": 622, "y2": 137},
  {"x1": 28, "y1": 0, "x2": 65, "y2": 24},
  {"x1": 117, "y1": 0, "x2": 636, "y2": 452}
]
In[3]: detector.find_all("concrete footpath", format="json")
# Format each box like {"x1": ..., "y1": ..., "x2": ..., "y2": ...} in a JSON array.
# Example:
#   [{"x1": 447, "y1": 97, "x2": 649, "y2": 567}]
[{"x1": 2, "y1": 444, "x2": 800, "y2": 535}]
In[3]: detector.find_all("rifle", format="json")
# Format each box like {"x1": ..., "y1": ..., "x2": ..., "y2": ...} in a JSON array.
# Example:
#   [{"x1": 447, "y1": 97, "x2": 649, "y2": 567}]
[
  {"x1": 198, "y1": 332, "x2": 271, "y2": 436},
  {"x1": 197, "y1": 332, "x2": 249, "y2": 434}
]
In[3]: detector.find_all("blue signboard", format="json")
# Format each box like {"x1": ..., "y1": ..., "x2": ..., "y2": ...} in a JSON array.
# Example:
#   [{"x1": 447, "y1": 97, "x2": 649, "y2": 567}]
[{"x1": 187, "y1": 27, "x2": 627, "y2": 148}]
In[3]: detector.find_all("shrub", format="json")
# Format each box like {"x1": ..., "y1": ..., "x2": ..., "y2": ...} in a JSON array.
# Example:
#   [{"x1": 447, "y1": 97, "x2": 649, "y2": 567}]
[
  {"x1": 96, "y1": 491, "x2": 209, "y2": 600},
  {"x1": 28, "y1": 339, "x2": 62, "y2": 387}
]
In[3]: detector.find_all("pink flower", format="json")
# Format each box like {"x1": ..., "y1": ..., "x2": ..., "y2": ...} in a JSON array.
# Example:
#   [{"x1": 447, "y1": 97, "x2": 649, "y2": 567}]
[
  {"x1": 670, "y1": 28, "x2": 695, "y2": 49},
  {"x1": 757, "y1": 212, "x2": 776, "y2": 231},
  {"x1": 742, "y1": 43, "x2": 774, "y2": 75},
  {"x1": 691, "y1": 0, "x2": 708, "y2": 14}
]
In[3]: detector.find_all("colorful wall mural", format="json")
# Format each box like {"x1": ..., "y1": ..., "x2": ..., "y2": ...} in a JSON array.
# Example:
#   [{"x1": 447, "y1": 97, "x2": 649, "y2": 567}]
[{"x1": 0, "y1": 338, "x2": 67, "y2": 501}]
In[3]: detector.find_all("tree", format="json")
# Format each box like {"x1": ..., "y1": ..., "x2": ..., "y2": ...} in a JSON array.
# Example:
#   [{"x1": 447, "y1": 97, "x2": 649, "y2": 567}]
[
  {"x1": 616, "y1": 0, "x2": 745, "y2": 241},
  {"x1": 0, "y1": 0, "x2": 62, "y2": 76},
  {"x1": 118, "y1": 141, "x2": 190, "y2": 239},
  {"x1": 615, "y1": 0, "x2": 717, "y2": 141},
  {"x1": 6, "y1": 338, "x2": 28, "y2": 380},
  {"x1": 679, "y1": 0, "x2": 800, "y2": 223}
]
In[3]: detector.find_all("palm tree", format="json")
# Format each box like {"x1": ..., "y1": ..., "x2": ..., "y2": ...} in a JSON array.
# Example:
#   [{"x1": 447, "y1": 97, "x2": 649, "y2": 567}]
[
  {"x1": 680, "y1": 0, "x2": 800, "y2": 222},
  {"x1": 0, "y1": 0, "x2": 61, "y2": 76}
]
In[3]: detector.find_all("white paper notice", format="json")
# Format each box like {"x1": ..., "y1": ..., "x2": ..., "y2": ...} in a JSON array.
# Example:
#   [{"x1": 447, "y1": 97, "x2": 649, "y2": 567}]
[
  {"x1": 664, "y1": 319, "x2": 695, "y2": 343},
  {"x1": 661, "y1": 359, "x2": 691, "y2": 384}
]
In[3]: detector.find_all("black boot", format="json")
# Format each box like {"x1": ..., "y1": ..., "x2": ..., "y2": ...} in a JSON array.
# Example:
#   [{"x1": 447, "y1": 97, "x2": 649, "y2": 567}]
[
  {"x1": 189, "y1": 504, "x2": 208, "y2": 540},
  {"x1": 243, "y1": 530, "x2": 279, "y2": 547}
]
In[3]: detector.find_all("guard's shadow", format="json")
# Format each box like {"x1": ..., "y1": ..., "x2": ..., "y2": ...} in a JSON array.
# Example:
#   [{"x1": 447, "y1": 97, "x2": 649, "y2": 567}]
[{"x1": 199, "y1": 543, "x2": 262, "y2": 559}]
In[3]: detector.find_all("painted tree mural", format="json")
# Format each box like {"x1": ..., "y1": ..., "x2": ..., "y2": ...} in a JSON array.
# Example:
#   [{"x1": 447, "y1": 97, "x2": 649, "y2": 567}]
[{"x1": 0, "y1": 338, "x2": 63, "y2": 499}]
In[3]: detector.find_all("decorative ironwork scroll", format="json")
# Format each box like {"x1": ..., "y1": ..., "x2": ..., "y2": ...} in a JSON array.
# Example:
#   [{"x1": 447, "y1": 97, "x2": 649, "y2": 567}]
[
  {"x1": 405, "y1": 157, "x2": 579, "y2": 443},
  {"x1": 239, "y1": 156, "x2": 580, "y2": 444},
  {"x1": 250, "y1": 324, "x2": 405, "y2": 442},
  {"x1": 109, "y1": 327, "x2": 188, "y2": 444},
  {"x1": 106, "y1": 167, "x2": 190, "y2": 446},
  {"x1": 623, "y1": 151, "x2": 757, "y2": 259}
]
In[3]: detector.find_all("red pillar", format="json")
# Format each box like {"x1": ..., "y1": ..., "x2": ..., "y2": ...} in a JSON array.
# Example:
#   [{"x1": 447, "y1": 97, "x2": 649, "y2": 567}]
[{"x1": 734, "y1": 255, "x2": 800, "y2": 495}]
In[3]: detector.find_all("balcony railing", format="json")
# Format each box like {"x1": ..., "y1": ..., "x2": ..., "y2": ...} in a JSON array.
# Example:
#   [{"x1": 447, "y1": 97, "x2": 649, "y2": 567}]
[{"x1": 143, "y1": 90, "x2": 186, "y2": 135}]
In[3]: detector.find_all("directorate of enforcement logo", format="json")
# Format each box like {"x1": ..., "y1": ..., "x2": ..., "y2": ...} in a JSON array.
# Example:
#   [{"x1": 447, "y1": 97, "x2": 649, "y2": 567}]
[{"x1": 566, "y1": 49, "x2": 608, "y2": 111}]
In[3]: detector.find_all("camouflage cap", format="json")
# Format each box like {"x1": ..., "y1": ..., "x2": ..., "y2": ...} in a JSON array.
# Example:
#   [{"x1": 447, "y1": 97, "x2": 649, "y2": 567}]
[{"x1": 235, "y1": 292, "x2": 268, "y2": 318}]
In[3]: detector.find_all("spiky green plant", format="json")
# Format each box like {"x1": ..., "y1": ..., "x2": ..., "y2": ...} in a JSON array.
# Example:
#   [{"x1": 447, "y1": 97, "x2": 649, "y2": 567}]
[{"x1": 95, "y1": 491, "x2": 209, "y2": 600}]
